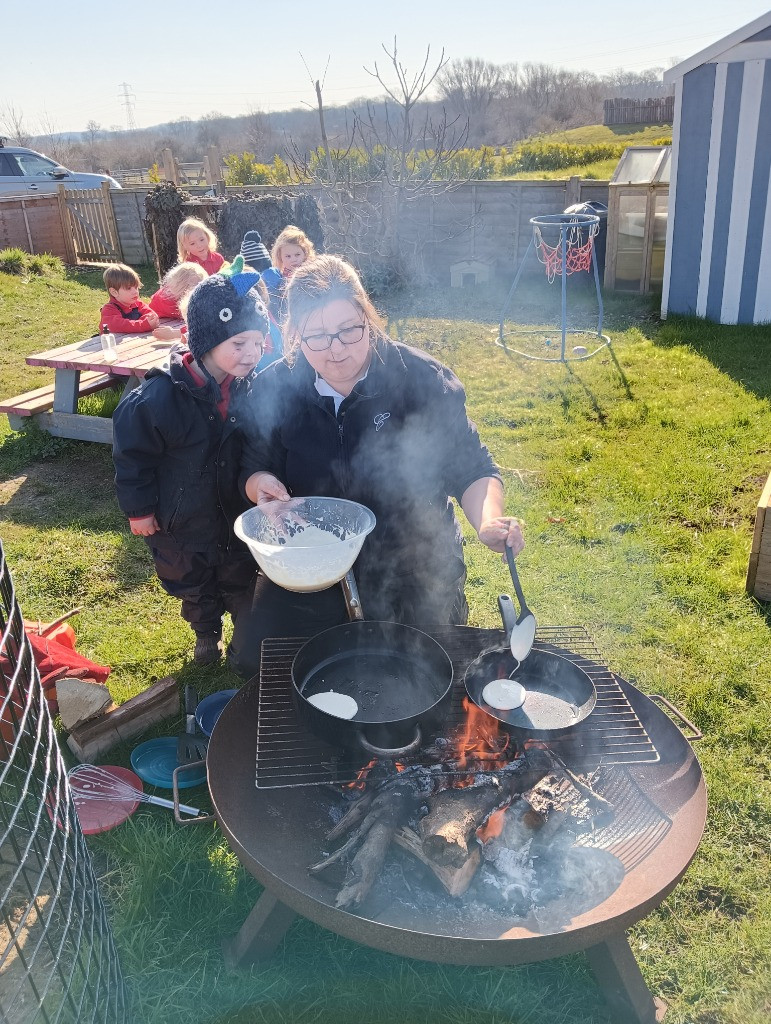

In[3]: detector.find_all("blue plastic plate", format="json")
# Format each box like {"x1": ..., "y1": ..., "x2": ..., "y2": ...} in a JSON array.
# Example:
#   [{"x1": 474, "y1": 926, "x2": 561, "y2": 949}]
[
  {"x1": 195, "y1": 689, "x2": 239, "y2": 737},
  {"x1": 130, "y1": 737, "x2": 206, "y2": 789}
]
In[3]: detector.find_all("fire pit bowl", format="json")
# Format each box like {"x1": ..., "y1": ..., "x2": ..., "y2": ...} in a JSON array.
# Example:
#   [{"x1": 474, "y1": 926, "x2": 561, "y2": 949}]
[{"x1": 234, "y1": 497, "x2": 376, "y2": 593}]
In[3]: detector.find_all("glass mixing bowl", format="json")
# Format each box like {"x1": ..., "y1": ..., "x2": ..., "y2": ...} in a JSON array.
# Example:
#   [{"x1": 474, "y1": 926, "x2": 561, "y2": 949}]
[{"x1": 234, "y1": 497, "x2": 376, "y2": 593}]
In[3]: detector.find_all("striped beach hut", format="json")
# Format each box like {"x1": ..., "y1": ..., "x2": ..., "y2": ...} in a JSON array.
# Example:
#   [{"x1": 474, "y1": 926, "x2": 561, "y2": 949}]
[{"x1": 662, "y1": 11, "x2": 771, "y2": 324}]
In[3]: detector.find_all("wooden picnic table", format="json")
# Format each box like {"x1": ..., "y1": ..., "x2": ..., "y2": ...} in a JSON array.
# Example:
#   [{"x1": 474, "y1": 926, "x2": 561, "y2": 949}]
[{"x1": 17, "y1": 326, "x2": 182, "y2": 443}]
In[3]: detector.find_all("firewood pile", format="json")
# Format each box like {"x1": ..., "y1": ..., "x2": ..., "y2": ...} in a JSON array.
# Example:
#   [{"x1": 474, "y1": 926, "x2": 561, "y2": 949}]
[{"x1": 310, "y1": 741, "x2": 616, "y2": 912}]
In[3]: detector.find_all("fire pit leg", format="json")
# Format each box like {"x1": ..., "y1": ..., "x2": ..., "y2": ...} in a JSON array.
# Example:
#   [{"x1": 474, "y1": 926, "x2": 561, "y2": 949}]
[
  {"x1": 223, "y1": 889, "x2": 297, "y2": 970},
  {"x1": 585, "y1": 933, "x2": 667, "y2": 1024}
]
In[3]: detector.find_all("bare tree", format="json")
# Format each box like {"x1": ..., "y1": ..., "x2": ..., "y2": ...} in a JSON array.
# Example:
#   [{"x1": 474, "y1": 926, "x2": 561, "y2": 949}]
[
  {"x1": 34, "y1": 110, "x2": 70, "y2": 163},
  {"x1": 84, "y1": 120, "x2": 101, "y2": 170},
  {"x1": 0, "y1": 103, "x2": 32, "y2": 146},
  {"x1": 437, "y1": 58, "x2": 506, "y2": 143},
  {"x1": 244, "y1": 108, "x2": 277, "y2": 160},
  {"x1": 289, "y1": 39, "x2": 475, "y2": 279},
  {"x1": 197, "y1": 111, "x2": 228, "y2": 148},
  {"x1": 601, "y1": 68, "x2": 670, "y2": 98}
]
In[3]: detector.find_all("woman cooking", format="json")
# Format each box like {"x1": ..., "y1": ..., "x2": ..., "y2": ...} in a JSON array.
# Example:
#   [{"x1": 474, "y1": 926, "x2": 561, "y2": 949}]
[{"x1": 229, "y1": 255, "x2": 523, "y2": 679}]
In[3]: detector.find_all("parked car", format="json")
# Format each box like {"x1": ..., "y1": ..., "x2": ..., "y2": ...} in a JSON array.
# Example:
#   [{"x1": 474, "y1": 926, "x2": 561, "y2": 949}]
[{"x1": 0, "y1": 140, "x2": 121, "y2": 197}]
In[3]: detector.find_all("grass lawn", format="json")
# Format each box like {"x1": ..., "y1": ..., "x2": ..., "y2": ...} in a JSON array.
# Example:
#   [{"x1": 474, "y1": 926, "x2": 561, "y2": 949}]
[
  {"x1": 0, "y1": 267, "x2": 769, "y2": 1024},
  {"x1": 536, "y1": 125, "x2": 673, "y2": 146},
  {"x1": 497, "y1": 123, "x2": 672, "y2": 180}
]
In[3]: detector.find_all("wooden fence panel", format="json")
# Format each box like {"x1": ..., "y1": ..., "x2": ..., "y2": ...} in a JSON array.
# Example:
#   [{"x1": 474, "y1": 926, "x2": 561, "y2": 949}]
[
  {"x1": 603, "y1": 97, "x2": 674, "y2": 125},
  {"x1": 60, "y1": 185, "x2": 121, "y2": 264},
  {"x1": 111, "y1": 179, "x2": 610, "y2": 282},
  {"x1": 0, "y1": 194, "x2": 70, "y2": 259}
]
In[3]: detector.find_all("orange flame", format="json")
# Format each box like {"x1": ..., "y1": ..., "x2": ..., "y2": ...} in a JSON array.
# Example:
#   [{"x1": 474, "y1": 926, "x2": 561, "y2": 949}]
[
  {"x1": 345, "y1": 758, "x2": 378, "y2": 790},
  {"x1": 477, "y1": 805, "x2": 507, "y2": 843},
  {"x1": 345, "y1": 759, "x2": 406, "y2": 790},
  {"x1": 451, "y1": 697, "x2": 511, "y2": 785}
]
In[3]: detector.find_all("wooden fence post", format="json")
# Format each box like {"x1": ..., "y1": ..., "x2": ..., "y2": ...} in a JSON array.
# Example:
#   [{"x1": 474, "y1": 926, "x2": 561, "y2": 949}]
[
  {"x1": 56, "y1": 184, "x2": 78, "y2": 266},
  {"x1": 162, "y1": 148, "x2": 178, "y2": 184},
  {"x1": 566, "y1": 176, "x2": 581, "y2": 208},
  {"x1": 206, "y1": 145, "x2": 222, "y2": 185}
]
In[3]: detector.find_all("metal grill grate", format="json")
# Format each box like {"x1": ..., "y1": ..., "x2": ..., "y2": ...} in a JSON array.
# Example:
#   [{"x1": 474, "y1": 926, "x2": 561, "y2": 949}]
[
  {"x1": 256, "y1": 625, "x2": 659, "y2": 789},
  {"x1": 0, "y1": 542, "x2": 128, "y2": 1024},
  {"x1": 573, "y1": 767, "x2": 672, "y2": 871}
]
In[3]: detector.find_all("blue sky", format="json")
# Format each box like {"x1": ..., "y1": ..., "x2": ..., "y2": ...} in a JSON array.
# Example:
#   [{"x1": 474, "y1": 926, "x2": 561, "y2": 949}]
[{"x1": 4, "y1": 1, "x2": 770, "y2": 133}]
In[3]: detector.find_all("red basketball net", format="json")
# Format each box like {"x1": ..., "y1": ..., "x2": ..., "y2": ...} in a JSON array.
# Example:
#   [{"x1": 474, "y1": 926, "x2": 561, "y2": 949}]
[{"x1": 534, "y1": 220, "x2": 598, "y2": 283}]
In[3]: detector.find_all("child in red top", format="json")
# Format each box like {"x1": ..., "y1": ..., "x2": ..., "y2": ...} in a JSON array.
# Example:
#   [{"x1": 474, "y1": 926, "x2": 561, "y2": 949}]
[
  {"x1": 149, "y1": 262, "x2": 208, "y2": 319},
  {"x1": 99, "y1": 264, "x2": 161, "y2": 335},
  {"x1": 177, "y1": 217, "x2": 225, "y2": 275}
]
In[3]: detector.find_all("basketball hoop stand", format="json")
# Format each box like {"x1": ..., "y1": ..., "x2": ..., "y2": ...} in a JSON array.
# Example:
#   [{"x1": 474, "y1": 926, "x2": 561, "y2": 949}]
[{"x1": 497, "y1": 213, "x2": 612, "y2": 363}]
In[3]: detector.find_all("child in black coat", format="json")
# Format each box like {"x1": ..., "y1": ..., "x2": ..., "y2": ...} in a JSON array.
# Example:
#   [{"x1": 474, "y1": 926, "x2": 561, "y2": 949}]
[{"x1": 113, "y1": 259, "x2": 268, "y2": 665}]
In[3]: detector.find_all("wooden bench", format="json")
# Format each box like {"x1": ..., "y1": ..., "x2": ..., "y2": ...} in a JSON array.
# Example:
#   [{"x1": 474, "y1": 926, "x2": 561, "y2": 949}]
[
  {"x1": 0, "y1": 371, "x2": 118, "y2": 429},
  {"x1": 746, "y1": 471, "x2": 771, "y2": 602}
]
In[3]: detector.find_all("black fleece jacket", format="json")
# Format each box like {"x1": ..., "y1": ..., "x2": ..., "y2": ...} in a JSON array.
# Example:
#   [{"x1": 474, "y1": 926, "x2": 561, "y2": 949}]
[
  {"x1": 113, "y1": 345, "x2": 254, "y2": 553},
  {"x1": 240, "y1": 337, "x2": 500, "y2": 591}
]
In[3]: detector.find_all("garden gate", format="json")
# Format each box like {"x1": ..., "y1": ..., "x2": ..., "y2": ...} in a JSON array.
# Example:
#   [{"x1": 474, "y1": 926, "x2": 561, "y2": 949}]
[{"x1": 57, "y1": 182, "x2": 122, "y2": 264}]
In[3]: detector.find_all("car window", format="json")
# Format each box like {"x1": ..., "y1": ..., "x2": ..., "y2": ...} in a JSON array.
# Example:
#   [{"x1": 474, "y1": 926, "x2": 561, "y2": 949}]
[
  {"x1": 0, "y1": 150, "x2": 23, "y2": 175},
  {"x1": 13, "y1": 153, "x2": 60, "y2": 177},
  {"x1": 0, "y1": 153, "x2": 22, "y2": 176}
]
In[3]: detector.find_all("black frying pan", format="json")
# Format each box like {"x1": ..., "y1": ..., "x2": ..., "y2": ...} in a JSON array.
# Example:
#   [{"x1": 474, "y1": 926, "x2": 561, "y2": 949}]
[
  {"x1": 464, "y1": 596, "x2": 596, "y2": 738},
  {"x1": 291, "y1": 573, "x2": 454, "y2": 757}
]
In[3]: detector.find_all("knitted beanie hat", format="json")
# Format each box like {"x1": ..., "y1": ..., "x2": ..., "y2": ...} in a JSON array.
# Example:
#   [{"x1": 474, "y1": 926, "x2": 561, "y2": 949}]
[
  {"x1": 185, "y1": 257, "x2": 270, "y2": 365},
  {"x1": 239, "y1": 230, "x2": 272, "y2": 273}
]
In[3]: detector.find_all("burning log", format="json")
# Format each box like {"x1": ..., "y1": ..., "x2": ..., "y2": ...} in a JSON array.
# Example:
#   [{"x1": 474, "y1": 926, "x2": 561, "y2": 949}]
[
  {"x1": 418, "y1": 748, "x2": 553, "y2": 868},
  {"x1": 393, "y1": 827, "x2": 480, "y2": 897},
  {"x1": 418, "y1": 783, "x2": 506, "y2": 868},
  {"x1": 325, "y1": 790, "x2": 375, "y2": 843},
  {"x1": 334, "y1": 809, "x2": 401, "y2": 910},
  {"x1": 310, "y1": 774, "x2": 424, "y2": 910}
]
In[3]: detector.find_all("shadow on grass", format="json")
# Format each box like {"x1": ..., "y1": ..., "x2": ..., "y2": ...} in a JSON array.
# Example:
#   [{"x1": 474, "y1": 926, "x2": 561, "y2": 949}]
[
  {"x1": 384, "y1": 277, "x2": 658, "y2": 345},
  {"x1": 653, "y1": 314, "x2": 771, "y2": 401}
]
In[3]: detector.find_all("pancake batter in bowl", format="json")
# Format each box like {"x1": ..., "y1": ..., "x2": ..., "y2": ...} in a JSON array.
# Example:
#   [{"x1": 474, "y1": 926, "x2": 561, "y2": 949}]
[{"x1": 255, "y1": 523, "x2": 351, "y2": 592}]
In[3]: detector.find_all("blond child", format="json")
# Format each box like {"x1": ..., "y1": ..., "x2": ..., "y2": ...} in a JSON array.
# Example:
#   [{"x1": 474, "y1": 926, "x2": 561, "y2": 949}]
[
  {"x1": 149, "y1": 262, "x2": 208, "y2": 319},
  {"x1": 261, "y1": 225, "x2": 316, "y2": 321},
  {"x1": 177, "y1": 217, "x2": 225, "y2": 275},
  {"x1": 99, "y1": 264, "x2": 161, "y2": 336}
]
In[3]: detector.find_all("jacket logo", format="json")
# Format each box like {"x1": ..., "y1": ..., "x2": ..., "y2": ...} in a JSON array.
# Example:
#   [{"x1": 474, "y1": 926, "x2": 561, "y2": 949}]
[{"x1": 373, "y1": 412, "x2": 391, "y2": 431}]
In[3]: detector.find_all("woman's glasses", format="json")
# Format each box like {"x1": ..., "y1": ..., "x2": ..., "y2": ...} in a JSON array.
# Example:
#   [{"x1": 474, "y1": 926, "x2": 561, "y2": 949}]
[{"x1": 301, "y1": 324, "x2": 366, "y2": 352}]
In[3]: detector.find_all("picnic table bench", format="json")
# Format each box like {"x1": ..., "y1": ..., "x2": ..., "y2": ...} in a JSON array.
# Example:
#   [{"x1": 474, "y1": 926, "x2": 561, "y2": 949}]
[{"x1": 0, "y1": 328, "x2": 181, "y2": 444}]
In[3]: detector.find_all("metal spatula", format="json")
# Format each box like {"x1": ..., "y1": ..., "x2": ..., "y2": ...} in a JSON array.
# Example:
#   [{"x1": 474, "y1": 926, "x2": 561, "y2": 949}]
[
  {"x1": 504, "y1": 545, "x2": 537, "y2": 663},
  {"x1": 177, "y1": 685, "x2": 208, "y2": 765}
]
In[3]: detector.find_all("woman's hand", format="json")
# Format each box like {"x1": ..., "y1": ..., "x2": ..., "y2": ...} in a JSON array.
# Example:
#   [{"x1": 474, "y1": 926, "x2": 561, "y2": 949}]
[
  {"x1": 461, "y1": 477, "x2": 524, "y2": 556},
  {"x1": 478, "y1": 516, "x2": 525, "y2": 556},
  {"x1": 130, "y1": 514, "x2": 160, "y2": 536},
  {"x1": 245, "y1": 471, "x2": 290, "y2": 506}
]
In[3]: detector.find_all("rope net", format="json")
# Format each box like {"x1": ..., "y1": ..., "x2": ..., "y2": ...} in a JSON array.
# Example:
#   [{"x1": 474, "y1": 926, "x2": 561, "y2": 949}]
[{"x1": 533, "y1": 218, "x2": 598, "y2": 283}]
